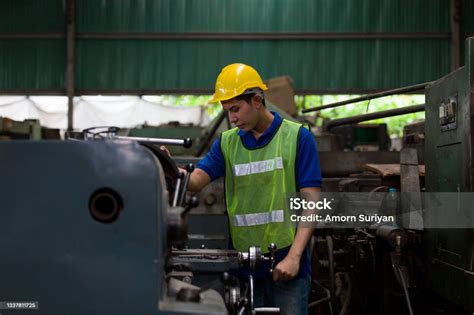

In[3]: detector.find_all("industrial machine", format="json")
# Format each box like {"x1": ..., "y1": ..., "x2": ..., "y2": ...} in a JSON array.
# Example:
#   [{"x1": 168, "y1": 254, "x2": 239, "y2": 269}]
[
  {"x1": 1, "y1": 36, "x2": 473, "y2": 315},
  {"x1": 423, "y1": 37, "x2": 474, "y2": 311},
  {"x1": 0, "y1": 117, "x2": 60, "y2": 140},
  {"x1": 0, "y1": 129, "x2": 285, "y2": 315}
]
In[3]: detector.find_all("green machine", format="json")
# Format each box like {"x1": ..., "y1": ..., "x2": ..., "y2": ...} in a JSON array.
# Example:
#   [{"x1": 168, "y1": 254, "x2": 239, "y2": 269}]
[
  {"x1": 424, "y1": 37, "x2": 474, "y2": 311},
  {"x1": 0, "y1": 117, "x2": 60, "y2": 140},
  {"x1": 0, "y1": 117, "x2": 42, "y2": 140}
]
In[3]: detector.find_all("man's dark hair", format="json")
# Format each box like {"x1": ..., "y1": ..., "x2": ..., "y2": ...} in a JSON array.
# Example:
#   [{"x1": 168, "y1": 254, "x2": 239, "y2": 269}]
[{"x1": 235, "y1": 93, "x2": 266, "y2": 106}]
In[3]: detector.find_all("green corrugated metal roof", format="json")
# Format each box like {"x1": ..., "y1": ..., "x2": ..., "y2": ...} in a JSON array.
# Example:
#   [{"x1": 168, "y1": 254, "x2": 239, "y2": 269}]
[
  {"x1": 0, "y1": 40, "x2": 65, "y2": 90},
  {"x1": 0, "y1": 0, "x2": 65, "y2": 32},
  {"x1": 0, "y1": 0, "x2": 466, "y2": 93},
  {"x1": 76, "y1": 39, "x2": 450, "y2": 92},
  {"x1": 77, "y1": 0, "x2": 449, "y2": 32}
]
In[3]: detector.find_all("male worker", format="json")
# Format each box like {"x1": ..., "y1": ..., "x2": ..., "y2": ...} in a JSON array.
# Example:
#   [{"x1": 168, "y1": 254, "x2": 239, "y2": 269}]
[{"x1": 179, "y1": 63, "x2": 321, "y2": 315}]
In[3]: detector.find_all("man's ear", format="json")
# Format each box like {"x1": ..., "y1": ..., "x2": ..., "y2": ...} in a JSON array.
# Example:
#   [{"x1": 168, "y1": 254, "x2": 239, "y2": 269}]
[{"x1": 252, "y1": 95, "x2": 264, "y2": 109}]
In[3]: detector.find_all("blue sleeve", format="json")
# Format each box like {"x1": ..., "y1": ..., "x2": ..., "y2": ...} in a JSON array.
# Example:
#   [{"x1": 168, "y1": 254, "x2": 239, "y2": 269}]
[
  {"x1": 196, "y1": 137, "x2": 225, "y2": 181},
  {"x1": 296, "y1": 127, "x2": 322, "y2": 188}
]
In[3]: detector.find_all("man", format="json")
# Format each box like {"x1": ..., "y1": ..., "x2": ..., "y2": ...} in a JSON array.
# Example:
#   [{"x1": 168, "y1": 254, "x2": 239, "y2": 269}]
[{"x1": 180, "y1": 63, "x2": 322, "y2": 315}]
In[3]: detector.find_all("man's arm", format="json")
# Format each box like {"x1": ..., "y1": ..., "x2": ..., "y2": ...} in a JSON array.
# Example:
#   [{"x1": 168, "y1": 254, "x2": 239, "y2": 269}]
[
  {"x1": 273, "y1": 186, "x2": 321, "y2": 281},
  {"x1": 187, "y1": 168, "x2": 211, "y2": 192},
  {"x1": 271, "y1": 127, "x2": 323, "y2": 281},
  {"x1": 160, "y1": 137, "x2": 223, "y2": 193}
]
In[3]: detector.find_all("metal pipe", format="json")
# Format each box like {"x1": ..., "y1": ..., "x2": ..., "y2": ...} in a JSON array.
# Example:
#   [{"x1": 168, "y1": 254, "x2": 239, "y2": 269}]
[
  {"x1": 308, "y1": 296, "x2": 331, "y2": 309},
  {"x1": 178, "y1": 164, "x2": 194, "y2": 207},
  {"x1": 249, "y1": 275, "x2": 254, "y2": 311},
  {"x1": 172, "y1": 176, "x2": 182, "y2": 207},
  {"x1": 0, "y1": 85, "x2": 438, "y2": 96},
  {"x1": 78, "y1": 88, "x2": 212, "y2": 95},
  {"x1": 323, "y1": 104, "x2": 425, "y2": 131},
  {"x1": 66, "y1": 0, "x2": 75, "y2": 131},
  {"x1": 114, "y1": 136, "x2": 192, "y2": 147},
  {"x1": 0, "y1": 32, "x2": 453, "y2": 40},
  {"x1": 308, "y1": 280, "x2": 332, "y2": 310},
  {"x1": 75, "y1": 32, "x2": 452, "y2": 40},
  {"x1": 339, "y1": 272, "x2": 352, "y2": 315},
  {"x1": 195, "y1": 110, "x2": 226, "y2": 156},
  {"x1": 326, "y1": 235, "x2": 337, "y2": 314},
  {"x1": 396, "y1": 266, "x2": 414, "y2": 315},
  {"x1": 432, "y1": 259, "x2": 474, "y2": 276},
  {"x1": 302, "y1": 83, "x2": 430, "y2": 113},
  {"x1": 0, "y1": 33, "x2": 64, "y2": 39},
  {"x1": 451, "y1": 0, "x2": 462, "y2": 70},
  {"x1": 171, "y1": 249, "x2": 239, "y2": 257}
]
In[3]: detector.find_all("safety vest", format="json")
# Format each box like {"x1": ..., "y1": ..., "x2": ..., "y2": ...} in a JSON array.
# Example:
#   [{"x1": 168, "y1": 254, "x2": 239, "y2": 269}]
[{"x1": 220, "y1": 119, "x2": 303, "y2": 253}]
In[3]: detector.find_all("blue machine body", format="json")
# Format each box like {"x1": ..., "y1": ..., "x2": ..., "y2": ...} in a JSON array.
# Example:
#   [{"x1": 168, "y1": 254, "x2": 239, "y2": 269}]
[{"x1": 0, "y1": 140, "x2": 169, "y2": 314}]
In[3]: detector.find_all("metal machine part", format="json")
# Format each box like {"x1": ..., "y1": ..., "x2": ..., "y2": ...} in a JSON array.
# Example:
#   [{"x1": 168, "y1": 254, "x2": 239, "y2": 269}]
[
  {"x1": 223, "y1": 272, "x2": 242, "y2": 314},
  {"x1": 424, "y1": 37, "x2": 474, "y2": 312},
  {"x1": 303, "y1": 81, "x2": 430, "y2": 113},
  {"x1": 240, "y1": 246, "x2": 262, "y2": 271},
  {"x1": 115, "y1": 135, "x2": 192, "y2": 148},
  {"x1": 329, "y1": 123, "x2": 391, "y2": 151},
  {"x1": 402, "y1": 121, "x2": 425, "y2": 165},
  {"x1": 67, "y1": 126, "x2": 192, "y2": 148},
  {"x1": 0, "y1": 140, "x2": 233, "y2": 314},
  {"x1": 0, "y1": 141, "x2": 171, "y2": 314},
  {"x1": 169, "y1": 245, "x2": 280, "y2": 315},
  {"x1": 376, "y1": 225, "x2": 408, "y2": 248},
  {"x1": 89, "y1": 187, "x2": 124, "y2": 223},
  {"x1": 0, "y1": 117, "x2": 42, "y2": 139},
  {"x1": 177, "y1": 163, "x2": 195, "y2": 206},
  {"x1": 322, "y1": 105, "x2": 425, "y2": 132},
  {"x1": 170, "y1": 244, "x2": 277, "y2": 274}
]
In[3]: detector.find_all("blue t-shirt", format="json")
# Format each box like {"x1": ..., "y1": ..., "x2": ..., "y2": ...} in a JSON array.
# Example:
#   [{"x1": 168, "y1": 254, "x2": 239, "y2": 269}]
[{"x1": 196, "y1": 112, "x2": 322, "y2": 278}]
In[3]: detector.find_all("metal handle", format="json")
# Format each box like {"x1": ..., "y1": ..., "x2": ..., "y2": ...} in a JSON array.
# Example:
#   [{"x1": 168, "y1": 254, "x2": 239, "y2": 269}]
[
  {"x1": 178, "y1": 164, "x2": 195, "y2": 207},
  {"x1": 114, "y1": 136, "x2": 192, "y2": 148},
  {"x1": 267, "y1": 243, "x2": 277, "y2": 273},
  {"x1": 172, "y1": 172, "x2": 183, "y2": 207}
]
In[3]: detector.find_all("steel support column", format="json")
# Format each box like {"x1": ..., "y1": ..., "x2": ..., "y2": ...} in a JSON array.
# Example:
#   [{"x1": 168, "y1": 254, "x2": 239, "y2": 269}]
[
  {"x1": 66, "y1": 0, "x2": 75, "y2": 131},
  {"x1": 451, "y1": 0, "x2": 461, "y2": 70}
]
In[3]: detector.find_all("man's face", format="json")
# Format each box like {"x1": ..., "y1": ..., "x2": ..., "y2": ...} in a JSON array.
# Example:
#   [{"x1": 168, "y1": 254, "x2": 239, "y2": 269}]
[{"x1": 221, "y1": 96, "x2": 259, "y2": 132}]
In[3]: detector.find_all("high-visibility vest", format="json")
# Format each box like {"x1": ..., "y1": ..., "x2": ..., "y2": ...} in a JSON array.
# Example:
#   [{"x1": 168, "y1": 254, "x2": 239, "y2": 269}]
[{"x1": 220, "y1": 119, "x2": 303, "y2": 253}]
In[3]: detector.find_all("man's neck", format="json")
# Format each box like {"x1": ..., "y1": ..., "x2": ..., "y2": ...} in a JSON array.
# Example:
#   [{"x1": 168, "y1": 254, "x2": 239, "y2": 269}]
[{"x1": 251, "y1": 110, "x2": 274, "y2": 139}]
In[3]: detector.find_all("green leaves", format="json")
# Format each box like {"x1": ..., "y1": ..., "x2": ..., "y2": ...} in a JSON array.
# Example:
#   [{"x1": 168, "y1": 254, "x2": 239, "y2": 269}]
[{"x1": 298, "y1": 94, "x2": 425, "y2": 137}]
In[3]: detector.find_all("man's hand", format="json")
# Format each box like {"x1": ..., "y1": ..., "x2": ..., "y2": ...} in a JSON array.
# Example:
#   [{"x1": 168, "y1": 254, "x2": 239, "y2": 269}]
[
  {"x1": 160, "y1": 145, "x2": 171, "y2": 157},
  {"x1": 160, "y1": 145, "x2": 210, "y2": 192},
  {"x1": 272, "y1": 254, "x2": 300, "y2": 281},
  {"x1": 271, "y1": 188, "x2": 321, "y2": 281}
]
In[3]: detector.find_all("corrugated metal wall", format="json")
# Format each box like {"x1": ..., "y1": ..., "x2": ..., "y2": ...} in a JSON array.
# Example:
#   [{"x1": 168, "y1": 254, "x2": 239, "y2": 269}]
[
  {"x1": 462, "y1": 0, "x2": 474, "y2": 31},
  {"x1": 0, "y1": 0, "x2": 65, "y2": 90},
  {"x1": 77, "y1": 0, "x2": 449, "y2": 32},
  {"x1": 0, "y1": 0, "x2": 470, "y2": 94}
]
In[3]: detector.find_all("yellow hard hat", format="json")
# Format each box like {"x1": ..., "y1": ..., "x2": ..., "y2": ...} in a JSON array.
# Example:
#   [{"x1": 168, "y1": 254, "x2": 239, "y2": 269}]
[{"x1": 208, "y1": 63, "x2": 268, "y2": 104}]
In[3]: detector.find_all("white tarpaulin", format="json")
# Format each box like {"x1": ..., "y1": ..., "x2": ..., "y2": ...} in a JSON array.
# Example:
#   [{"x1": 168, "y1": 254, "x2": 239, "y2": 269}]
[{"x1": 0, "y1": 95, "x2": 210, "y2": 130}]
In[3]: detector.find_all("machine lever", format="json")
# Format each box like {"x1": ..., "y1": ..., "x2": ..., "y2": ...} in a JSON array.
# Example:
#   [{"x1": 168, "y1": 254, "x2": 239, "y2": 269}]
[
  {"x1": 267, "y1": 243, "x2": 277, "y2": 274},
  {"x1": 172, "y1": 171, "x2": 184, "y2": 207},
  {"x1": 114, "y1": 135, "x2": 192, "y2": 148},
  {"x1": 178, "y1": 164, "x2": 195, "y2": 207}
]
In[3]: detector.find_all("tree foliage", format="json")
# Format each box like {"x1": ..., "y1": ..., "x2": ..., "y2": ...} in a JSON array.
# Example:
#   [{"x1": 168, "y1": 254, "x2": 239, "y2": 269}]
[
  {"x1": 297, "y1": 94, "x2": 425, "y2": 137},
  {"x1": 155, "y1": 94, "x2": 425, "y2": 137}
]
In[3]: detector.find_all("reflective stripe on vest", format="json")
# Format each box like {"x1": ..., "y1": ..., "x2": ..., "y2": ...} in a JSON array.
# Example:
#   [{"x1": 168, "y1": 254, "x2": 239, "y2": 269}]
[
  {"x1": 232, "y1": 209, "x2": 284, "y2": 227},
  {"x1": 233, "y1": 157, "x2": 283, "y2": 176}
]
